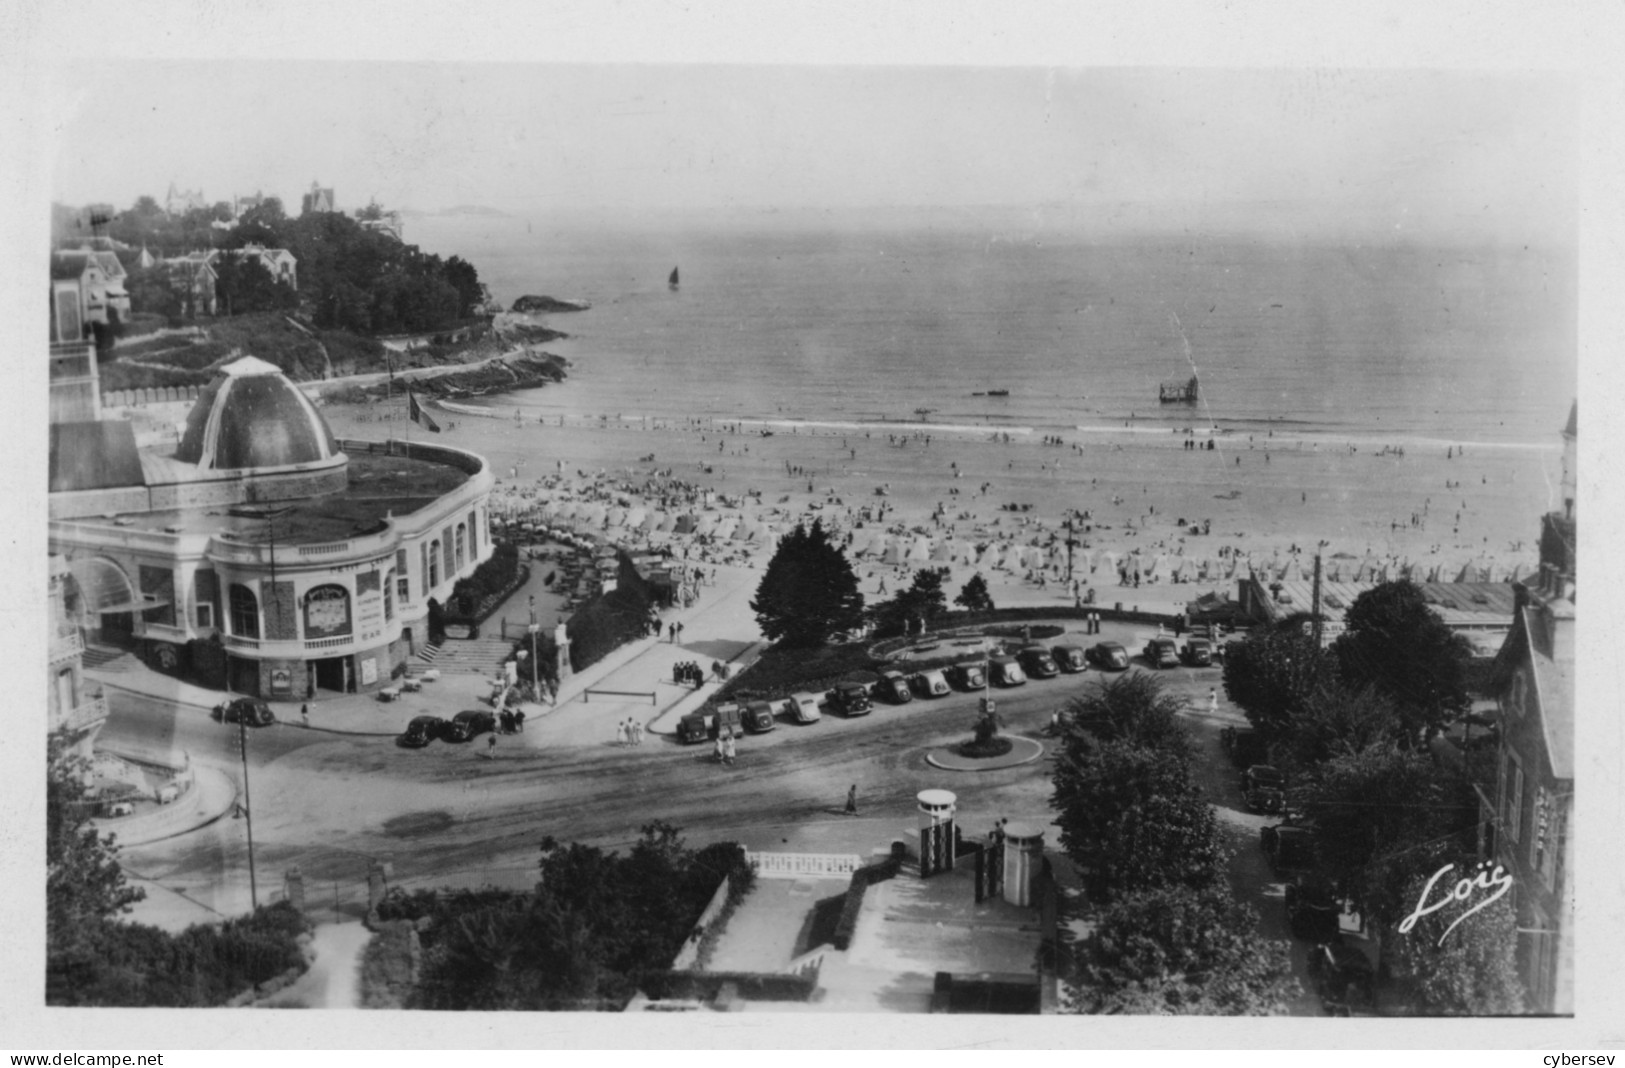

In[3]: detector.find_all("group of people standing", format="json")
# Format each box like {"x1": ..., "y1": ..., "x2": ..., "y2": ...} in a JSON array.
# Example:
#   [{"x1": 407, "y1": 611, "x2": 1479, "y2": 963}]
[
  {"x1": 713, "y1": 727, "x2": 738, "y2": 765},
  {"x1": 616, "y1": 717, "x2": 646, "y2": 747},
  {"x1": 672, "y1": 660, "x2": 710, "y2": 686}
]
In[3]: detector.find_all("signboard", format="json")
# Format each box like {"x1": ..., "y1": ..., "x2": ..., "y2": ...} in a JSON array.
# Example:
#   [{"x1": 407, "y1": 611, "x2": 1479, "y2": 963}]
[
  {"x1": 354, "y1": 570, "x2": 384, "y2": 641},
  {"x1": 359, "y1": 657, "x2": 378, "y2": 686},
  {"x1": 303, "y1": 584, "x2": 352, "y2": 638},
  {"x1": 270, "y1": 667, "x2": 292, "y2": 694}
]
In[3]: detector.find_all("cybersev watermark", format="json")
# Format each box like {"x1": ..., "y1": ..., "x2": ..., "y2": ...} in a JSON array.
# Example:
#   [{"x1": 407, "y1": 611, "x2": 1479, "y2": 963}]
[{"x1": 1396, "y1": 859, "x2": 1514, "y2": 947}]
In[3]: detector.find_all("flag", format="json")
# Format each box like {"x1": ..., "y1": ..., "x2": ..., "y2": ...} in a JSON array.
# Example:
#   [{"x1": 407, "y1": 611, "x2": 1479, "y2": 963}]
[{"x1": 408, "y1": 389, "x2": 441, "y2": 432}]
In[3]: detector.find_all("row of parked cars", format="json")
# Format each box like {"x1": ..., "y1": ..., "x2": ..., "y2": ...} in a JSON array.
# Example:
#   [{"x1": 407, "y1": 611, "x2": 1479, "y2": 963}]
[
  {"x1": 1222, "y1": 726, "x2": 1376, "y2": 1013},
  {"x1": 397, "y1": 710, "x2": 497, "y2": 747}
]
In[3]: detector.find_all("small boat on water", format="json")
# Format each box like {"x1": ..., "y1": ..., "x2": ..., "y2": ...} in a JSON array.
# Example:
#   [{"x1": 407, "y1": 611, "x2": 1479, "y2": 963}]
[
  {"x1": 972, "y1": 389, "x2": 1010, "y2": 397},
  {"x1": 669, "y1": 266, "x2": 680, "y2": 290}
]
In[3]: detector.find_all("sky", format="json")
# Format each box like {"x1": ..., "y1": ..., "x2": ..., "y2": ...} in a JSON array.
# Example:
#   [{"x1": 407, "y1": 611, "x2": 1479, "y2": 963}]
[{"x1": 47, "y1": 63, "x2": 1575, "y2": 243}]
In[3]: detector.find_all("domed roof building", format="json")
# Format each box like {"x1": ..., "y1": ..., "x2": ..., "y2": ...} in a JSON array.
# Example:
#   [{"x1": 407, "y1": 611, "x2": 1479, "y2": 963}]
[
  {"x1": 175, "y1": 356, "x2": 340, "y2": 472},
  {"x1": 49, "y1": 359, "x2": 495, "y2": 699}
]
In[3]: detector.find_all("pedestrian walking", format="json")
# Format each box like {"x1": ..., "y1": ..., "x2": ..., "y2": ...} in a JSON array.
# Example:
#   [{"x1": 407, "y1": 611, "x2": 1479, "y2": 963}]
[
  {"x1": 713, "y1": 734, "x2": 725, "y2": 763},
  {"x1": 486, "y1": 733, "x2": 497, "y2": 759},
  {"x1": 616, "y1": 720, "x2": 628, "y2": 747},
  {"x1": 633, "y1": 719, "x2": 644, "y2": 745},
  {"x1": 723, "y1": 732, "x2": 736, "y2": 765},
  {"x1": 844, "y1": 784, "x2": 859, "y2": 815},
  {"x1": 301, "y1": 703, "x2": 310, "y2": 728},
  {"x1": 669, "y1": 622, "x2": 677, "y2": 643},
  {"x1": 1209, "y1": 688, "x2": 1219, "y2": 715},
  {"x1": 515, "y1": 709, "x2": 526, "y2": 733}
]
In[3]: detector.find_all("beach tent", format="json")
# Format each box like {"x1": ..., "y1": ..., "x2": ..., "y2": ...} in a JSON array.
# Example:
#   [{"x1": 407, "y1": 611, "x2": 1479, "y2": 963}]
[
  {"x1": 673, "y1": 514, "x2": 698, "y2": 535},
  {"x1": 713, "y1": 516, "x2": 739, "y2": 541},
  {"x1": 930, "y1": 540, "x2": 955, "y2": 563},
  {"x1": 695, "y1": 514, "x2": 720, "y2": 537},
  {"x1": 906, "y1": 536, "x2": 932, "y2": 564},
  {"x1": 1454, "y1": 561, "x2": 1475, "y2": 584},
  {"x1": 976, "y1": 544, "x2": 1002, "y2": 569},
  {"x1": 624, "y1": 507, "x2": 646, "y2": 530}
]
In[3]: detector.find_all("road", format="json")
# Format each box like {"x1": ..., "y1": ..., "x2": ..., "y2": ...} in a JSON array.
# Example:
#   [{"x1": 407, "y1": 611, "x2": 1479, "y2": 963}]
[{"x1": 106, "y1": 655, "x2": 1326, "y2": 1013}]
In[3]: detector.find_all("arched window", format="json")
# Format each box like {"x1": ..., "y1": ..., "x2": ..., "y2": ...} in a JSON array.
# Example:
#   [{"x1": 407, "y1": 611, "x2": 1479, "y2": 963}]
[
  {"x1": 228, "y1": 583, "x2": 259, "y2": 638},
  {"x1": 428, "y1": 540, "x2": 440, "y2": 588},
  {"x1": 455, "y1": 524, "x2": 467, "y2": 571}
]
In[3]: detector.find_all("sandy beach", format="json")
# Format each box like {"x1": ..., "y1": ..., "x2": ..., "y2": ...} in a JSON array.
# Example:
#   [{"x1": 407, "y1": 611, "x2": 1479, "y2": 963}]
[{"x1": 319, "y1": 392, "x2": 1559, "y2": 619}]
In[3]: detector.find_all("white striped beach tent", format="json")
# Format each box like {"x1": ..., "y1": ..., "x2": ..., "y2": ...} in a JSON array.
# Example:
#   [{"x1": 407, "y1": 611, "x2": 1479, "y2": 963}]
[
  {"x1": 909, "y1": 536, "x2": 934, "y2": 563},
  {"x1": 624, "y1": 507, "x2": 646, "y2": 530},
  {"x1": 673, "y1": 513, "x2": 698, "y2": 535},
  {"x1": 713, "y1": 516, "x2": 739, "y2": 541},
  {"x1": 930, "y1": 539, "x2": 955, "y2": 563},
  {"x1": 976, "y1": 543, "x2": 1002, "y2": 568},
  {"x1": 1454, "y1": 560, "x2": 1475, "y2": 583},
  {"x1": 882, "y1": 539, "x2": 906, "y2": 566},
  {"x1": 695, "y1": 514, "x2": 720, "y2": 537}
]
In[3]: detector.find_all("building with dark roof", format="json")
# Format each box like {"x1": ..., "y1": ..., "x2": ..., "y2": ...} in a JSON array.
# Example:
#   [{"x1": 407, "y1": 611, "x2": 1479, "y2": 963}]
[
  {"x1": 1478, "y1": 401, "x2": 1575, "y2": 1014},
  {"x1": 49, "y1": 356, "x2": 494, "y2": 698}
]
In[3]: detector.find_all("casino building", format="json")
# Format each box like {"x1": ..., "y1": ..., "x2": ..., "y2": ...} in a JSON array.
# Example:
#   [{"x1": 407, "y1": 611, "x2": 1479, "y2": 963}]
[{"x1": 48, "y1": 356, "x2": 494, "y2": 698}]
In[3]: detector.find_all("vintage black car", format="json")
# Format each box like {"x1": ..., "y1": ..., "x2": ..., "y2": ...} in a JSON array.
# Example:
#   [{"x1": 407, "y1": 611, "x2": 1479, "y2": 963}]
[
  {"x1": 1051, "y1": 644, "x2": 1088, "y2": 673},
  {"x1": 399, "y1": 715, "x2": 447, "y2": 748},
  {"x1": 214, "y1": 697, "x2": 275, "y2": 727},
  {"x1": 741, "y1": 701, "x2": 777, "y2": 733},
  {"x1": 828, "y1": 682, "x2": 873, "y2": 717},
  {"x1": 988, "y1": 653, "x2": 1027, "y2": 687},
  {"x1": 877, "y1": 670, "x2": 913, "y2": 704},
  {"x1": 1260, "y1": 822, "x2": 1320, "y2": 879},
  {"x1": 1180, "y1": 637, "x2": 1214, "y2": 667},
  {"x1": 949, "y1": 663, "x2": 988, "y2": 691},
  {"x1": 447, "y1": 709, "x2": 497, "y2": 742},
  {"x1": 1143, "y1": 637, "x2": 1180, "y2": 668},
  {"x1": 1017, "y1": 645, "x2": 1060, "y2": 679},
  {"x1": 1242, "y1": 764, "x2": 1287, "y2": 814},
  {"x1": 1086, "y1": 642, "x2": 1130, "y2": 671},
  {"x1": 1285, "y1": 878, "x2": 1342, "y2": 943}
]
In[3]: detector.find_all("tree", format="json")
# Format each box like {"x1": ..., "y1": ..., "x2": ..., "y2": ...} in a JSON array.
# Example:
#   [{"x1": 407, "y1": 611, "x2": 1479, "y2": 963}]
[
  {"x1": 47, "y1": 736, "x2": 145, "y2": 1001},
  {"x1": 1333, "y1": 580, "x2": 1474, "y2": 746},
  {"x1": 1273, "y1": 683, "x2": 1402, "y2": 777},
  {"x1": 1060, "y1": 671, "x2": 1190, "y2": 756},
  {"x1": 954, "y1": 572, "x2": 995, "y2": 613},
  {"x1": 1221, "y1": 618, "x2": 1335, "y2": 743},
  {"x1": 1387, "y1": 862, "x2": 1525, "y2": 1014},
  {"x1": 751, "y1": 520, "x2": 864, "y2": 648},
  {"x1": 442, "y1": 255, "x2": 483, "y2": 319},
  {"x1": 1051, "y1": 736, "x2": 1225, "y2": 903},
  {"x1": 868, "y1": 566, "x2": 950, "y2": 637},
  {"x1": 1074, "y1": 885, "x2": 1300, "y2": 1014},
  {"x1": 1292, "y1": 741, "x2": 1476, "y2": 926}
]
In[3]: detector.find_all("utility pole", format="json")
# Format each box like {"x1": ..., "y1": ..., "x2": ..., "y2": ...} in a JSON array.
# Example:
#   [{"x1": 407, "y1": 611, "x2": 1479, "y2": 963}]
[
  {"x1": 1311, "y1": 546, "x2": 1325, "y2": 650},
  {"x1": 1064, "y1": 511, "x2": 1076, "y2": 585},
  {"x1": 238, "y1": 714, "x2": 258, "y2": 910}
]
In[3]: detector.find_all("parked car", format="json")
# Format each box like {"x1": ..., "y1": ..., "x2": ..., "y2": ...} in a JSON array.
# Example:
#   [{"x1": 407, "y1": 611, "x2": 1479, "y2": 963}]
[
  {"x1": 399, "y1": 715, "x2": 447, "y2": 748},
  {"x1": 1307, "y1": 938, "x2": 1376, "y2": 1014},
  {"x1": 741, "y1": 701, "x2": 777, "y2": 733},
  {"x1": 877, "y1": 669, "x2": 913, "y2": 704},
  {"x1": 789, "y1": 691, "x2": 824, "y2": 724},
  {"x1": 447, "y1": 709, "x2": 496, "y2": 742},
  {"x1": 677, "y1": 710, "x2": 713, "y2": 744},
  {"x1": 1017, "y1": 645, "x2": 1059, "y2": 679},
  {"x1": 1243, "y1": 764, "x2": 1287, "y2": 814},
  {"x1": 1221, "y1": 725, "x2": 1268, "y2": 769},
  {"x1": 828, "y1": 682, "x2": 872, "y2": 717},
  {"x1": 988, "y1": 653, "x2": 1027, "y2": 687},
  {"x1": 1260, "y1": 822, "x2": 1320, "y2": 879},
  {"x1": 1180, "y1": 637, "x2": 1214, "y2": 667},
  {"x1": 1285, "y1": 877, "x2": 1342, "y2": 943},
  {"x1": 214, "y1": 697, "x2": 275, "y2": 727},
  {"x1": 1143, "y1": 637, "x2": 1180, "y2": 668},
  {"x1": 1086, "y1": 641, "x2": 1130, "y2": 671},
  {"x1": 910, "y1": 669, "x2": 951, "y2": 698},
  {"x1": 949, "y1": 662, "x2": 988, "y2": 691},
  {"x1": 1051, "y1": 644, "x2": 1088, "y2": 673}
]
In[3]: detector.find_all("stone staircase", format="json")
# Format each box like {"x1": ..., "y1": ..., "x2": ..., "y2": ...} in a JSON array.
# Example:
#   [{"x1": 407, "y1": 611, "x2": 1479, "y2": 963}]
[
  {"x1": 415, "y1": 636, "x2": 516, "y2": 676},
  {"x1": 82, "y1": 645, "x2": 139, "y2": 673}
]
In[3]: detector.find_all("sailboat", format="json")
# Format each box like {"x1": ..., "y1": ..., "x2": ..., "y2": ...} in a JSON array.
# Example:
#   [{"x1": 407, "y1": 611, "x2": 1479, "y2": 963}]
[{"x1": 669, "y1": 266, "x2": 680, "y2": 290}]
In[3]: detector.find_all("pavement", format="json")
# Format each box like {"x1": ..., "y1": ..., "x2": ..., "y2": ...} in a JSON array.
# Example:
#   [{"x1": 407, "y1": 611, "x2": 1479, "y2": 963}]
[{"x1": 90, "y1": 556, "x2": 769, "y2": 751}]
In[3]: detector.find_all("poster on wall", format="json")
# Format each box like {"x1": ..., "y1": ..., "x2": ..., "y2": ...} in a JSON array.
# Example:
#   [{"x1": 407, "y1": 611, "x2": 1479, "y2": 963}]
[
  {"x1": 270, "y1": 667, "x2": 292, "y2": 694},
  {"x1": 303, "y1": 584, "x2": 352, "y2": 638},
  {"x1": 359, "y1": 657, "x2": 378, "y2": 686}
]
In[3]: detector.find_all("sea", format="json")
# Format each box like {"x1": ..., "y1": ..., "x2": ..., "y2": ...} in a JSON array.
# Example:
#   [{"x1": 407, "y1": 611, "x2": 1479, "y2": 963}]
[{"x1": 406, "y1": 210, "x2": 1576, "y2": 452}]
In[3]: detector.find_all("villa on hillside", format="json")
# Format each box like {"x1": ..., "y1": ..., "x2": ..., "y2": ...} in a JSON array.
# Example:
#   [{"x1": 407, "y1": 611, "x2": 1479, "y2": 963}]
[{"x1": 301, "y1": 181, "x2": 336, "y2": 215}]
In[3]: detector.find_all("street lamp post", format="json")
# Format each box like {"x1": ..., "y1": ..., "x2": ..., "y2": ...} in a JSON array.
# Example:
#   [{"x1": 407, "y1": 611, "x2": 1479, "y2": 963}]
[{"x1": 238, "y1": 713, "x2": 258, "y2": 910}]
